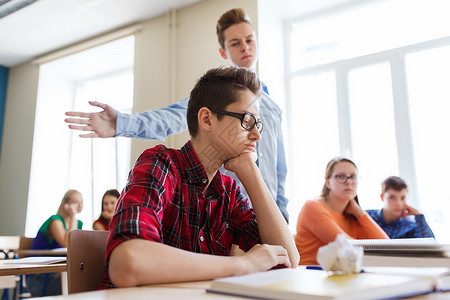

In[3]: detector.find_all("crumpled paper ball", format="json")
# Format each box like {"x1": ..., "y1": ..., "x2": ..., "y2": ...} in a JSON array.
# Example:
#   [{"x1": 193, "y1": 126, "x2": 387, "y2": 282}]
[{"x1": 316, "y1": 234, "x2": 363, "y2": 274}]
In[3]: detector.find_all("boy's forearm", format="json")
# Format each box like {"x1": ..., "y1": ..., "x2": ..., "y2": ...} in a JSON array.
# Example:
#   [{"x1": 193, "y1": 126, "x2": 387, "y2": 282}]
[
  {"x1": 109, "y1": 239, "x2": 244, "y2": 287},
  {"x1": 237, "y1": 165, "x2": 300, "y2": 266}
]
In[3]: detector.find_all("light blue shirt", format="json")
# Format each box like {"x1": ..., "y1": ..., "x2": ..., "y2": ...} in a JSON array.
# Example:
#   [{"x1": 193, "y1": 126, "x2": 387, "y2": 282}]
[{"x1": 116, "y1": 91, "x2": 289, "y2": 221}]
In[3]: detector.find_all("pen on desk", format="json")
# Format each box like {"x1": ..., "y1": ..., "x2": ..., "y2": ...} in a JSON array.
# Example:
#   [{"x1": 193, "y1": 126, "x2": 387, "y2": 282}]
[
  {"x1": 306, "y1": 266, "x2": 365, "y2": 273},
  {"x1": 306, "y1": 266, "x2": 323, "y2": 270}
]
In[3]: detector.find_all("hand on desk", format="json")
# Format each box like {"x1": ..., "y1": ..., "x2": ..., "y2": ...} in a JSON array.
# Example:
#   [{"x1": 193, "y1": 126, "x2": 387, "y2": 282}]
[{"x1": 238, "y1": 244, "x2": 291, "y2": 275}]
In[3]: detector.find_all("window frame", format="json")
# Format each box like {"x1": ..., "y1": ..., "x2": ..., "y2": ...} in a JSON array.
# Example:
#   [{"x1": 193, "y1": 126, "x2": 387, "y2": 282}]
[{"x1": 284, "y1": 13, "x2": 450, "y2": 230}]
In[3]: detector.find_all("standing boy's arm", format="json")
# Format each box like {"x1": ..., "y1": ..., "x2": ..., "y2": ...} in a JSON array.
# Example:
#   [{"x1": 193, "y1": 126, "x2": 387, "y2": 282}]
[{"x1": 225, "y1": 153, "x2": 300, "y2": 267}]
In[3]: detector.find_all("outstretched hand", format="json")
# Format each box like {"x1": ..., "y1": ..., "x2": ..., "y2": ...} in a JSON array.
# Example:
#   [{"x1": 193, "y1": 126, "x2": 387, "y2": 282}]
[{"x1": 65, "y1": 101, "x2": 117, "y2": 138}]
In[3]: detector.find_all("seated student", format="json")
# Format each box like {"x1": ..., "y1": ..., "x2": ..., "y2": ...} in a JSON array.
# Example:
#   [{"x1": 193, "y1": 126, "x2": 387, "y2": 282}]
[
  {"x1": 294, "y1": 157, "x2": 388, "y2": 265},
  {"x1": 99, "y1": 67, "x2": 299, "y2": 288},
  {"x1": 27, "y1": 189, "x2": 84, "y2": 296},
  {"x1": 92, "y1": 189, "x2": 119, "y2": 230},
  {"x1": 367, "y1": 176, "x2": 435, "y2": 239}
]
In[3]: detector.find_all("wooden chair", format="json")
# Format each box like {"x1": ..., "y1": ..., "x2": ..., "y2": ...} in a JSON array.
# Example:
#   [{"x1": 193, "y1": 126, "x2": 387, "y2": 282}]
[
  {"x1": 67, "y1": 230, "x2": 109, "y2": 294},
  {"x1": 18, "y1": 236, "x2": 34, "y2": 258}
]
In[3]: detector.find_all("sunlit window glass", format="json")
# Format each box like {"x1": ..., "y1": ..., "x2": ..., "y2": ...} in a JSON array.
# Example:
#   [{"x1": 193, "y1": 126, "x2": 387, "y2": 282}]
[
  {"x1": 348, "y1": 63, "x2": 399, "y2": 210},
  {"x1": 288, "y1": 71, "x2": 339, "y2": 230},
  {"x1": 290, "y1": 0, "x2": 450, "y2": 70},
  {"x1": 406, "y1": 45, "x2": 450, "y2": 243}
]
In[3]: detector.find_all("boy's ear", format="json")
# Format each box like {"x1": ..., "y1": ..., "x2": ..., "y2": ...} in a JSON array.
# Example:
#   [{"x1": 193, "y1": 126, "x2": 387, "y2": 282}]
[
  {"x1": 380, "y1": 193, "x2": 384, "y2": 202},
  {"x1": 197, "y1": 107, "x2": 213, "y2": 132},
  {"x1": 219, "y1": 47, "x2": 227, "y2": 60}
]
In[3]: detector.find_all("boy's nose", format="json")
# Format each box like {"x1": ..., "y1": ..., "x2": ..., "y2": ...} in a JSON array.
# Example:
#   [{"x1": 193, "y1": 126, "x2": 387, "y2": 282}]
[{"x1": 249, "y1": 126, "x2": 261, "y2": 141}]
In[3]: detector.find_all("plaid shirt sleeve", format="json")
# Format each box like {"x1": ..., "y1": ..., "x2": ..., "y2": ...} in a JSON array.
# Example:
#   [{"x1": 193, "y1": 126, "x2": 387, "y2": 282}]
[{"x1": 105, "y1": 146, "x2": 177, "y2": 263}]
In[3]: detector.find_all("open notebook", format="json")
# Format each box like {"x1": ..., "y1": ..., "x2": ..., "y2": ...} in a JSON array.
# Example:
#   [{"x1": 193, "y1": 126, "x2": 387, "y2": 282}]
[
  {"x1": 4, "y1": 256, "x2": 66, "y2": 265},
  {"x1": 207, "y1": 267, "x2": 446, "y2": 300}
]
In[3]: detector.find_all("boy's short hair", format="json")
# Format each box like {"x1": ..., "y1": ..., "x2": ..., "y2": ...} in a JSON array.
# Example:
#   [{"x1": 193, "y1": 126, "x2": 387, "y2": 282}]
[
  {"x1": 187, "y1": 66, "x2": 261, "y2": 137},
  {"x1": 381, "y1": 176, "x2": 408, "y2": 194},
  {"x1": 216, "y1": 8, "x2": 253, "y2": 49}
]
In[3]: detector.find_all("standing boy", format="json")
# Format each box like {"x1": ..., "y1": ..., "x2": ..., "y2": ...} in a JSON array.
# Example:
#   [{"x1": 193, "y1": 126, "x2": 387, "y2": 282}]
[
  {"x1": 99, "y1": 67, "x2": 299, "y2": 288},
  {"x1": 367, "y1": 176, "x2": 435, "y2": 239},
  {"x1": 65, "y1": 8, "x2": 290, "y2": 222}
]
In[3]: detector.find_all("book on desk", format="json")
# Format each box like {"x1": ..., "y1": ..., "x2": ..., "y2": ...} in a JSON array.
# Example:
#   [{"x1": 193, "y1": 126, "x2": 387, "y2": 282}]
[
  {"x1": 348, "y1": 238, "x2": 450, "y2": 268},
  {"x1": 207, "y1": 267, "x2": 449, "y2": 300},
  {"x1": 348, "y1": 238, "x2": 450, "y2": 256}
]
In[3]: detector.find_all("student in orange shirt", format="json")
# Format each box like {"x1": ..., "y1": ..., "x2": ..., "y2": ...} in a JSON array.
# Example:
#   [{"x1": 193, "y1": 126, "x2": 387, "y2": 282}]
[{"x1": 294, "y1": 157, "x2": 388, "y2": 265}]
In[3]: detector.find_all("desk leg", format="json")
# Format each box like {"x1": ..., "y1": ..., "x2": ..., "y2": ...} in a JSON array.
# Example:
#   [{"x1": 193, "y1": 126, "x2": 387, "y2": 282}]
[{"x1": 61, "y1": 272, "x2": 68, "y2": 295}]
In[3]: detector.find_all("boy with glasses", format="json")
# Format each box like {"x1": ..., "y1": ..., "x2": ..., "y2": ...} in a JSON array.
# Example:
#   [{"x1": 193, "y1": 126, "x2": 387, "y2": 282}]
[
  {"x1": 99, "y1": 67, "x2": 299, "y2": 288},
  {"x1": 367, "y1": 176, "x2": 435, "y2": 239}
]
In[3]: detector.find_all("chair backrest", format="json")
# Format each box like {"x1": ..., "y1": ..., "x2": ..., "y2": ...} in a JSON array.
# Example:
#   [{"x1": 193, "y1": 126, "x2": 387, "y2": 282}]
[
  {"x1": 18, "y1": 236, "x2": 34, "y2": 258},
  {"x1": 67, "y1": 230, "x2": 109, "y2": 294}
]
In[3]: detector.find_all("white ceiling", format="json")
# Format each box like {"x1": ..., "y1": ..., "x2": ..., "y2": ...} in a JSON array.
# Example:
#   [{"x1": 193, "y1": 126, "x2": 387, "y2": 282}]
[{"x1": 0, "y1": 0, "x2": 354, "y2": 67}]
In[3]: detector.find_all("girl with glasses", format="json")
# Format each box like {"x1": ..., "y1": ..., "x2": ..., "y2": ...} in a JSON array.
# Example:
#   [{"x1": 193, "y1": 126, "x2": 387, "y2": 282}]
[{"x1": 294, "y1": 157, "x2": 388, "y2": 265}]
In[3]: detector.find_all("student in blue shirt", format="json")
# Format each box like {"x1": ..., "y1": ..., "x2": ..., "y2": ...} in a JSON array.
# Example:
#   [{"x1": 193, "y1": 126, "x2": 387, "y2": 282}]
[
  {"x1": 64, "y1": 8, "x2": 289, "y2": 222},
  {"x1": 367, "y1": 176, "x2": 434, "y2": 239}
]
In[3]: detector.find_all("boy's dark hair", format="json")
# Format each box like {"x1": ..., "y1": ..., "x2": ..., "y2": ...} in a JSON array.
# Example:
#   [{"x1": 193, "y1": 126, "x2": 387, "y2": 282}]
[
  {"x1": 381, "y1": 176, "x2": 408, "y2": 194},
  {"x1": 187, "y1": 66, "x2": 261, "y2": 137},
  {"x1": 216, "y1": 8, "x2": 253, "y2": 49}
]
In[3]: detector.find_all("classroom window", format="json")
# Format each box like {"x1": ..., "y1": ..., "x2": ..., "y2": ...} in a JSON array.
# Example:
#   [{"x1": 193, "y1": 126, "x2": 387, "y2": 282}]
[
  {"x1": 406, "y1": 45, "x2": 450, "y2": 242},
  {"x1": 348, "y1": 62, "x2": 398, "y2": 209},
  {"x1": 286, "y1": 0, "x2": 450, "y2": 241},
  {"x1": 288, "y1": 71, "x2": 339, "y2": 221},
  {"x1": 25, "y1": 36, "x2": 134, "y2": 237}
]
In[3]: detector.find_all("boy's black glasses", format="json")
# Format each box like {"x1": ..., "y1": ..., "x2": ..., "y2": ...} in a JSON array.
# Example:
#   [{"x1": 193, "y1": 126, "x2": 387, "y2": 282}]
[{"x1": 209, "y1": 108, "x2": 264, "y2": 134}]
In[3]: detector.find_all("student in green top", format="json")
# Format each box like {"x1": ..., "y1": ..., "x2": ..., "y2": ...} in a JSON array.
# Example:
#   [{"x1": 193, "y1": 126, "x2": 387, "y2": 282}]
[{"x1": 27, "y1": 189, "x2": 84, "y2": 296}]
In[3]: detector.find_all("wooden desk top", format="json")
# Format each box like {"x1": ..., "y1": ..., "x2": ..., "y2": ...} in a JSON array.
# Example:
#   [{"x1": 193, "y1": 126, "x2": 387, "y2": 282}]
[
  {"x1": 36, "y1": 284, "x2": 248, "y2": 300},
  {"x1": 33, "y1": 280, "x2": 450, "y2": 300},
  {"x1": 0, "y1": 260, "x2": 67, "y2": 276}
]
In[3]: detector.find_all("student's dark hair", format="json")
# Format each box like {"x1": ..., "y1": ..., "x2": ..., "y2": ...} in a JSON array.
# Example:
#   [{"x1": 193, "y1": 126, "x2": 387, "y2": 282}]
[
  {"x1": 381, "y1": 176, "x2": 408, "y2": 194},
  {"x1": 95, "y1": 189, "x2": 120, "y2": 222},
  {"x1": 216, "y1": 8, "x2": 253, "y2": 49},
  {"x1": 320, "y1": 157, "x2": 359, "y2": 206},
  {"x1": 187, "y1": 66, "x2": 261, "y2": 137},
  {"x1": 101, "y1": 189, "x2": 120, "y2": 212}
]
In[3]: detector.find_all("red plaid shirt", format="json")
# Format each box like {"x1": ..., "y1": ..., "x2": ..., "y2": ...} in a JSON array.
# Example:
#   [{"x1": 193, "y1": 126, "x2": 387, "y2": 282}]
[{"x1": 99, "y1": 141, "x2": 261, "y2": 288}]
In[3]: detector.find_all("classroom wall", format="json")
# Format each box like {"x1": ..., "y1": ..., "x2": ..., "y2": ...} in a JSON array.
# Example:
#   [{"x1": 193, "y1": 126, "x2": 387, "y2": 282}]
[
  {"x1": 0, "y1": 65, "x2": 9, "y2": 157},
  {"x1": 130, "y1": 0, "x2": 258, "y2": 161},
  {"x1": 0, "y1": 0, "x2": 258, "y2": 235},
  {"x1": 0, "y1": 63, "x2": 39, "y2": 235}
]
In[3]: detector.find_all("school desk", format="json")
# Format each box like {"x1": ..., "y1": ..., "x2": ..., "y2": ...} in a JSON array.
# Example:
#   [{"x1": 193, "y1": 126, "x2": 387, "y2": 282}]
[{"x1": 0, "y1": 259, "x2": 68, "y2": 295}]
